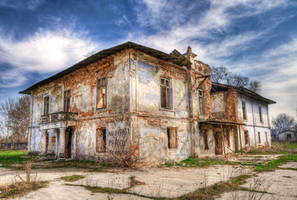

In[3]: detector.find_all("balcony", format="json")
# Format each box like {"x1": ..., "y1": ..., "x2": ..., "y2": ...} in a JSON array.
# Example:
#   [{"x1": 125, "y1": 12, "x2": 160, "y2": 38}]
[{"x1": 40, "y1": 112, "x2": 78, "y2": 128}]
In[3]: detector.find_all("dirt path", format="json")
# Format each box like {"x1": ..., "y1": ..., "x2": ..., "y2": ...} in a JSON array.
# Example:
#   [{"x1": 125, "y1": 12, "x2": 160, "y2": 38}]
[
  {"x1": 1, "y1": 165, "x2": 252, "y2": 199},
  {"x1": 216, "y1": 162, "x2": 297, "y2": 200}
]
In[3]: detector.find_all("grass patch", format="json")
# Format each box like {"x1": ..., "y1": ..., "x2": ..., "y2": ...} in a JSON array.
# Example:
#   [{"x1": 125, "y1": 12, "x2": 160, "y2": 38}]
[
  {"x1": 283, "y1": 143, "x2": 297, "y2": 149},
  {"x1": 0, "y1": 181, "x2": 48, "y2": 199},
  {"x1": 0, "y1": 150, "x2": 31, "y2": 168},
  {"x1": 177, "y1": 175, "x2": 252, "y2": 200},
  {"x1": 165, "y1": 157, "x2": 254, "y2": 168},
  {"x1": 60, "y1": 175, "x2": 85, "y2": 182},
  {"x1": 165, "y1": 157, "x2": 227, "y2": 168},
  {"x1": 255, "y1": 154, "x2": 297, "y2": 172}
]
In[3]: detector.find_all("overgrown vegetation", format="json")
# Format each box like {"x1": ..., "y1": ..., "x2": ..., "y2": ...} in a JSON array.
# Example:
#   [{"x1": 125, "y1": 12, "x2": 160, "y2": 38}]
[
  {"x1": 255, "y1": 154, "x2": 297, "y2": 172},
  {"x1": 0, "y1": 181, "x2": 48, "y2": 199},
  {"x1": 60, "y1": 175, "x2": 85, "y2": 182}
]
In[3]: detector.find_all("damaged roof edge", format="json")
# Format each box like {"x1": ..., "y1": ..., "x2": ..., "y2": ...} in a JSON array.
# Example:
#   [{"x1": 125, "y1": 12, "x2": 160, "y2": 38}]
[
  {"x1": 211, "y1": 82, "x2": 276, "y2": 104},
  {"x1": 19, "y1": 41, "x2": 185, "y2": 94}
]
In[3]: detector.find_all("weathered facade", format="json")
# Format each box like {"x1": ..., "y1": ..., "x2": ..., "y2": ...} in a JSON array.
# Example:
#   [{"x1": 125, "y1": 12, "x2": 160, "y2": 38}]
[
  {"x1": 211, "y1": 83, "x2": 275, "y2": 151},
  {"x1": 20, "y1": 42, "x2": 275, "y2": 163}
]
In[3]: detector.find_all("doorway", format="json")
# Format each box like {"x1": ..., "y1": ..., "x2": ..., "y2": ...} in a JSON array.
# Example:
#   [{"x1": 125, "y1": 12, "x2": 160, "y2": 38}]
[
  {"x1": 214, "y1": 132, "x2": 223, "y2": 155},
  {"x1": 65, "y1": 127, "x2": 73, "y2": 158}
]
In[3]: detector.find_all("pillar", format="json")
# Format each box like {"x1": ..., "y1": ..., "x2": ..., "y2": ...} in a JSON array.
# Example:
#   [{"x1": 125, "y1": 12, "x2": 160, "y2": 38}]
[
  {"x1": 54, "y1": 129, "x2": 59, "y2": 157},
  {"x1": 59, "y1": 127, "x2": 66, "y2": 158}
]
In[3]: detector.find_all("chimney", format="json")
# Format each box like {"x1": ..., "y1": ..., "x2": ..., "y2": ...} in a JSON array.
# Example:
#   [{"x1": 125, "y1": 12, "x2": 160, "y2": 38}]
[{"x1": 184, "y1": 46, "x2": 197, "y2": 64}]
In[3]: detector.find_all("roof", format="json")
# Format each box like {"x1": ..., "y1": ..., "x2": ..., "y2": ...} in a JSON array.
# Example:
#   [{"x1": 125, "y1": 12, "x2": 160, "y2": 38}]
[
  {"x1": 211, "y1": 82, "x2": 276, "y2": 104},
  {"x1": 20, "y1": 41, "x2": 187, "y2": 94}
]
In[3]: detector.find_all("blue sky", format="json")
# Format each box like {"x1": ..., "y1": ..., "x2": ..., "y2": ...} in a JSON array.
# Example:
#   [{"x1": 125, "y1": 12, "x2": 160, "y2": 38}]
[{"x1": 0, "y1": 0, "x2": 297, "y2": 120}]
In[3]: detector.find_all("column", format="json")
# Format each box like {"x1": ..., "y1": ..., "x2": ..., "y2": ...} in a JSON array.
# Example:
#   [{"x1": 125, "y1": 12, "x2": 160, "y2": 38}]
[
  {"x1": 59, "y1": 127, "x2": 66, "y2": 158},
  {"x1": 54, "y1": 129, "x2": 59, "y2": 157}
]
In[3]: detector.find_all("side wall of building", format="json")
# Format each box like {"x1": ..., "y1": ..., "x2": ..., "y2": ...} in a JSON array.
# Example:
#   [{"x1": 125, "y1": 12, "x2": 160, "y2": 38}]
[{"x1": 237, "y1": 95, "x2": 271, "y2": 147}]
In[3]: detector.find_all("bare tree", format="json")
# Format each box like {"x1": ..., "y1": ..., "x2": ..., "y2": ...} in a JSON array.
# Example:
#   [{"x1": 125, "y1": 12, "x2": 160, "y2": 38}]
[
  {"x1": 211, "y1": 66, "x2": 229, "y2": 83},
  {"x1": 272, "y1": 113, "x2": 295, "y2": 134},
  {"x1": 248, "y1": 81, "x2": 261, "y2": 93},
  {"x1": 0, "y1": 96, "x2": 30, "y2": 143},
  {"x1": 211, "y1": 66, "x2": 261, "y2": 92}
]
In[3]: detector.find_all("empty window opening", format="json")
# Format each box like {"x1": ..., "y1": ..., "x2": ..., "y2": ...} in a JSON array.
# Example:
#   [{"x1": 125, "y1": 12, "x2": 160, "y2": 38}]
[
  {"x1": 167, "y1": 127, "x2": 177, "y2": 149},
  {"x1": 287, "y1": 134, "x2": 292, "y2": 141},
  {"x1": 258, "y1": 132, "x2": 261, "y2": 144},
  {"x1": 64, "y1": 90, "x2": 71, "y2": 112},
  {"x1": 203, "y1": 131, "x2": 209, "y2": 150},
  {"x1": 259, "y1": 106, "x2": 263, "y2": 123},
  {"x1": 44, "y1": 96, "x2": 49, "y2": 115},
  {"x1": 265, "y1": 132, "x2": 268, "y2": 143},
  {"x1": 96, "y1": 78, "x2": 107, "y2": 109},
  {"x1": 244, "y1": 131, "x2": 249, "y2": 146},
  {"x1": 242, "y1": 101, "x2": 247, "y2": 120},
  {"x1": 96, "y1": 128, "x2": 107, "y2": 152},
  {"x1": 160, "y1": 78, "x2": 171, "y2": 109},
  {"x1": 198, "y1": 89, "x2": 205, "y2": 115}
]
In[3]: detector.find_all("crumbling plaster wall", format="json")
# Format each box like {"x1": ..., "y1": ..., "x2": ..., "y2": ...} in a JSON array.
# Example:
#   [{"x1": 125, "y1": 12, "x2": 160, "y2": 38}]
[
  {"x1": 128, "y1": 50, "x2": 192, "y2": 163},
  {"x1": 28, "y1": 50, "x2": 131, "y2": 157}
]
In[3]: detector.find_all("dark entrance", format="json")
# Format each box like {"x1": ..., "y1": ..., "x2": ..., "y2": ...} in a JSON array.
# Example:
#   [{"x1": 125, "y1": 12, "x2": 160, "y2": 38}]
[
  {"x1": 65, "y1": 127, "x2": 73, "y2": 158},
  {"x1": 214, "y1": 132, "x2": 223, "y2": 155},
  {"x1": 45, "y1": 131, "x2": 49, "y2": 153}
]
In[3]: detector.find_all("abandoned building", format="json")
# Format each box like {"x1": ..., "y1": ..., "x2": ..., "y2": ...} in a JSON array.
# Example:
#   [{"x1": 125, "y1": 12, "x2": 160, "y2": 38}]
[
  {"x1": 20, "y1": 41, "x2": 275, "y2": 163},
  {"x1": 278, "y1": 130, "x2": 297, "y2": 142}
]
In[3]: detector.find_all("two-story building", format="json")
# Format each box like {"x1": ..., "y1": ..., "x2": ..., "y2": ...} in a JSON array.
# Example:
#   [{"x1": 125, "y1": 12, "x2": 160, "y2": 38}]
[
  {"x1": 211, "y1": 83, "x2": 275, "y2": 150},
  {"x1": 20, "y1": 41, "x2": 275, "y2": 163}
]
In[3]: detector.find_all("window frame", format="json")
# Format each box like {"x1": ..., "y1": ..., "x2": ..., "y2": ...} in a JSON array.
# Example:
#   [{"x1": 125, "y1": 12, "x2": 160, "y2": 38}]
[
  {"x1": 167, "y1": 127, "x2": 178, "y2": 149},
  {"x1": 160, "y1": 77, "x2": 172, "y2": 110},
  {"x1": 242, "y1": 100, "x2": 247, "y2": 120},
  {"x1": 96, "y1": 128, "x2": 107, "y2": 153},
  {"x1": 43, "y1": 95, "x2": 50, "y2": 115},
  {"x1": 198, "y1": 88, "x2": 205, "y2": 115},
  {"x1": 96, "y1": 77, "x2": 107, "y2": 110},
  {"x1": 63, "y1": 89, "x2": 71, "y2": 112},
  {"x1": 258, "y1": 132, "x2": 261, "y2": 144},
  {"x1": 258, "y1": 105, "x2": 263, "y2": 123}
]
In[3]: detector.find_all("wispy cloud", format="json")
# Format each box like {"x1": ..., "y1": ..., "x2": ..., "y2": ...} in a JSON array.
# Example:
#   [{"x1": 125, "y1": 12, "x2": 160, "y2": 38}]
[
  {"x1": 0, "y1": 27, "x2": 100, "y2": 87},
  {"x1": 0, "y1": 0, "x2": 44, "y2": 10},
  {"x1": 131, "y1": 0, "x2": 297, "y2": 119}
]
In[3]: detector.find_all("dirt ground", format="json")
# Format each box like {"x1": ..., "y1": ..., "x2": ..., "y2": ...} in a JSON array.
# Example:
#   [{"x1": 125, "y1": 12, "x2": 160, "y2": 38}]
[
  {"x1": 0, "y1": 155, "x2": 296, "y2": 200},
  {"x1": 216, "y1": 162, "x2": 297, "y2": 200}
]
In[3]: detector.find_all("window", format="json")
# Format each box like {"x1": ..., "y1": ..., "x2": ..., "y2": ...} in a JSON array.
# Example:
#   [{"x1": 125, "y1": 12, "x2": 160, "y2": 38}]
[
  {"x1": 44, "y1": 96, "x2": 49, "y2": 115},
  {"x1": 64, "y1": 90, "x2": 71, "y2": 112},
  {"x1": 199, "y1": 89, "x2": 205, "y2": 115},
  {"x1": 258, "y1": 132, "x2": 261, "y2": 144},
  {"x1": 242, "y1": 101, "x2": 247, "y2": 120},
  {"x1": 96, "y1": 78, "x2": 107, "y2": 109},
  {"x1": 96, "y1": 128, "x2": 106, "y2": 152},
  {"x1": 203, "y1": 131, "x2": 209, "y2": 150},
  {"x1": 160, "y1": 78, "x2": 171, "y2": 109},
  {"x1": 167, "y1": 127, "x2": 177, "y2": 149},
  {"x1": 259, "y1": 106, "x2": 263, "y2": 123},
  {"x1": 244, "y1": 131, "x2": 249, "y2": 146},
  {"x1": 265, "y1": 132, "x2": 268, "y2": 143}
]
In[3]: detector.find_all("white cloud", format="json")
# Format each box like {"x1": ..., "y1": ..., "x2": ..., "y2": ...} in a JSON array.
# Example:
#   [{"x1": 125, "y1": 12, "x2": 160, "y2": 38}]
[
  {"x1": 131, "y1": 0, "x2": 297, "y2": 119},
  {"x1": 0, "y1": 28, "x2": 100, "y2": 87}
]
